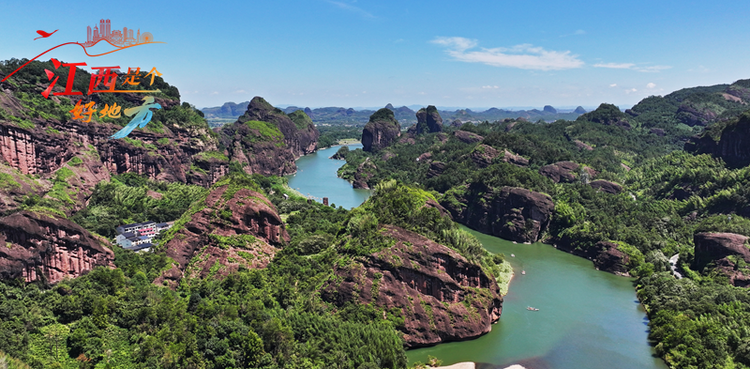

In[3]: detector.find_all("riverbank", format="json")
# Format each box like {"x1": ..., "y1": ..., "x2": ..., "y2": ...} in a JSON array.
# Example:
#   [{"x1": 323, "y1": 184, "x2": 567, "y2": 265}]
[
  {"x1": 289, "y1": 145, "x2": 666, "y2": 368},
  {"x1": 495, "y1": 259, "x2": 514, "y2": 296}
]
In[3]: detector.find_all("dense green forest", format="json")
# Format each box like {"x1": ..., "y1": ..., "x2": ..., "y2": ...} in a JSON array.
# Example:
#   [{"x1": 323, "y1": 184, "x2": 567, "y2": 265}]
[
  {"x1": 4, "y1": 55, "x2": 750, "y2": 368},
  {"x1": 0, "y1": 169, "x2": 514, "y2": 369},
  {"x1": 332, "y1": 98, "x2": 750, "y2": 368}
]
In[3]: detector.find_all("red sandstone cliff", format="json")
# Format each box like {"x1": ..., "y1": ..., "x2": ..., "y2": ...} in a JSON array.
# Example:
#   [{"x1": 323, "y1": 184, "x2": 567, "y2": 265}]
[
  {"x1": 0, "y1": 210, "x2": 114, "y2": 284},
  {"x1": 156, "y1": 181, "x2": 289, "y2": 288},
  {"x1": 321, "y1": 225, "x2": 503, "y2": 347}
]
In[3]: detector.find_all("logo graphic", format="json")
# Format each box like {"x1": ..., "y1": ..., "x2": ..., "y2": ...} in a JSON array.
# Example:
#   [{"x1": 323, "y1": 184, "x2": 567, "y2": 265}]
[
  {"x1": 3, "y1": 19, "x2": 166, "y2": 139},
  {"x1": 2, "y1": 19, "x2": 163, "y2": 82},
  {"x1": 110, "y1": 97, "x2": 162, "y2": 139}
]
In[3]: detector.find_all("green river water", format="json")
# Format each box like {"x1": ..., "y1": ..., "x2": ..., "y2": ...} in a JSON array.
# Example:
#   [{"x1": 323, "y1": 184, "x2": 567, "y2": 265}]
[{"x1": 288, "y1": 144, "x2": 668, "y2": 369}]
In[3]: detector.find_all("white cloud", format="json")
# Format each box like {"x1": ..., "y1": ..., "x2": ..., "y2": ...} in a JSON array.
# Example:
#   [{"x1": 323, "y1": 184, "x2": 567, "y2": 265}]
[
  {"x1": 210, "y1": 91, "x2": 219, "y2": 95},
  {"x1": 431, "y1": 37, "x2": 583, "y2": 71},
  {"x1": 646, "y1": 83, "x2": 656, "y2": 89},
  {"x1": 609, "y1": 83, "x2": 618, "y2": 87},
  {"x1": 482, "y1": 85, "x2": 499, "y2": 89},
  {"x1": 326, "y1": 1, "x2": 375, "y2": 18},
  {"x1": 560, "y1": 29, "x2": 586, "y2": 37},
  {"x1": 594, "y1": 63, "x2": 636, "y2": 69},
  {"x1": 638, "y1": 65, "x2": 671, "y2": 73},
  {"x1": 594, "y1": 62, "x2": 671, "y2": 73},
  {"x1": 235, "y1": 89, "x2": 247, "y2": 94},
  {"x1": 625, "y1": 88, "x2": 638, "y2": 94}
]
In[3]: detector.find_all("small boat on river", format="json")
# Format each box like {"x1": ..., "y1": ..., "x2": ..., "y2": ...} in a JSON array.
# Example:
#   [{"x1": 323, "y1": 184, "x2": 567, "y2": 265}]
[
  {"x1": 522, "y1": 270, "x2": 526, "y2": 275},
  {"x1": 527, "y1": 306, "x2": 539, "y2": 311}
]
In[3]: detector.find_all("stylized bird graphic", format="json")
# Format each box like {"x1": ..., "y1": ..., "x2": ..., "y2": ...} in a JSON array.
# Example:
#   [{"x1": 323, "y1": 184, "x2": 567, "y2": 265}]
[
  {"x1": 34, "y1": 30, "x2": 59, "y2": 40},
  {"x1": 110, "y1": 96, "x2": 162, "y2": 139}
]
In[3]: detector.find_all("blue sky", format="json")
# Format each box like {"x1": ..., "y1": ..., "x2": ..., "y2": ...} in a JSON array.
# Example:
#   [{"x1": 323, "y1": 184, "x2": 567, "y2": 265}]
[{"x1": 1, "y1": 0, "x2": 749, "y2": 110}]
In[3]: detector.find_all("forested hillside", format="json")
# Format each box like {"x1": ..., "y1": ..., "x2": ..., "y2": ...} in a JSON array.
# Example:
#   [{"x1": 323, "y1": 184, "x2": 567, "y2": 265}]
[{"x1": 334, "y1": 84, "x2": 750, "y2": 368}]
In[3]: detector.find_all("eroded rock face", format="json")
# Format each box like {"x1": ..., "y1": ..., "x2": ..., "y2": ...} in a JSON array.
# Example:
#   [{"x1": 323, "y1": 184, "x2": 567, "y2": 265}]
[
  {"x1": 693, "y1": 232, "x2": 750, "y2": 286},
  {"x1": 453, "y1": 130, "x2": 483, "y2": 144},
  {"x1": 362, "y1": 108, "x2": 401, "y2": 152},
  {"x1": 590, "y1": 180, "x2": 623, "y2": 194},
  {"x1": 686, "y1": 113, "x2": 750, "y2": 167},
  {"x1": 427, "y1": 161, "x2": 447, "y2": 178},
  {"x1": 352, "y1": 158, "x2": 377, "y2": 189},
  {"x1": 219, "y1": 122, "x2": 296, "y2": 176},
  {"x1": 442, "y1": 186, "x2": 554, "y2": 243},
  {"x1": 0, "y1": 211, "x2": 114, "y2": 284},
  {"x1": 240, "y1": 98, "x2": 319, "y2": 158},
  {"x1": 219, "y1": 97, "x2": 319, "y2": 176},
  {"x1": 592, "y1": 241, "x2": 630, "y2": 276},
  {"x1": 0, "y1": 88, "x2": 231, "y2": 215},
  {"x1": 415, "y1": 106, "x2": 443, "y2": 134},
  {"x1": 676, "y1": 103, "x2": 718, "y2": 126},
  {"x1": 574, "y1": 140, "x2": 594, "y2": 151},
  {"x1": 555, "y1": 240, "x2": 630, "y2": 276},
  {"x1": 470, "y1": 145, "x2": 528, "y2": 168},
  {"x1": 539, "y1": 161, "x2": 579, "y2": 183},
  {"x1": 539, "y1": 161, "x2": 595, "y2": 184},
  {"x1": 321, "y1": 225, "x2": 502, "y2": 347},
  {"x1": 157, "y1": 184, "x2": 289, "y2": 287}
]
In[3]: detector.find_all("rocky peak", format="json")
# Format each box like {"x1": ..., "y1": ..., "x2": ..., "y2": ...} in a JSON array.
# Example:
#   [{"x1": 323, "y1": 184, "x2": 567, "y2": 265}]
[
  {"x1": 415, "y1": 105, "x2": 443, "y2": 134},
  {"x1": 574, "y1": 106, "x2": 587, "y2": 114},
  {"x1": 543, "y1": 105, "x2": 557, "y2": 114},
  {"x1": 238, "y1": 96, "x2": 319, "y2": 158},
  {"x1": 362, "y1": 108, "x2": 401, "y2": 152}
]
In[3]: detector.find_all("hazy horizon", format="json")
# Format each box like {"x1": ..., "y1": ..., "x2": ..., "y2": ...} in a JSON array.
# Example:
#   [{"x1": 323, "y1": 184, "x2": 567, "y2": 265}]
[{"x1": 2, "y1": 1, "x2": 747, "y2": 110}]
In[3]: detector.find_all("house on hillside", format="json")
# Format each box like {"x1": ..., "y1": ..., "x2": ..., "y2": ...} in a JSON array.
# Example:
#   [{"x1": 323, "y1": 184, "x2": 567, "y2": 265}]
[{"x1": 115, "y1": 221, "x2": 174, "y2": 252}]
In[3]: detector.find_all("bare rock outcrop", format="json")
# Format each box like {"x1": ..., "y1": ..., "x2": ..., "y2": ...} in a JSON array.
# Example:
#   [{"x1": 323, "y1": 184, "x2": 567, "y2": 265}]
[
  {"x1": 693, "y1": 232, "x2": 750, "y2": 286},
  {"x1": 427, "y1": 161, "x2": 447, "y2": 178},
  {"x1": 453, "y1": 130, "x2": 483, "y2": 144},
  {"x1": 555, "y1": 240, "x2": 632, "y2": 276},
  {"x1": 238, "y1": 97, "x2": 319, "y2": 158},
  {"x1": 321, "y1": 225, "x2": 502, "y2": 347},
  {"x1": 415, "y1": 105, "x2": 443, "y2": 134},
  {"x1": 539, "y1": 161, "x2": 595, "y2": 183},
  {"x1": 470, "y1": 145, "x2": 528, "y2": 168},
  {"x1": 686, "y1": 112, "x2": 750, "y2": 167},
  {"x1": 362, "y1": 108, "x2": 401, "y2": 152},
  {"x1": 352, "y1": 158, "x2": 377, "y2": 189},
  {"x1": 590, "y1": 180, "x2": 623, "y2": 194},
  {"x1": 157, "y1": 180, "x2": 288, "y2": 287},
  {"x1": 442, "y1": 186, "x2": 554, "y2": 243},
  {"x1": 0, "y1": 211, "x2": 114, "y2": 284}
]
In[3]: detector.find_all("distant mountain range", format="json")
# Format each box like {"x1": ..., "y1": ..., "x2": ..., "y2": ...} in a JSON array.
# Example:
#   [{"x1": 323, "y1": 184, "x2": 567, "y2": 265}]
[{"x1": 201, "y1": 101, "x2": 587, "y2": 127}]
